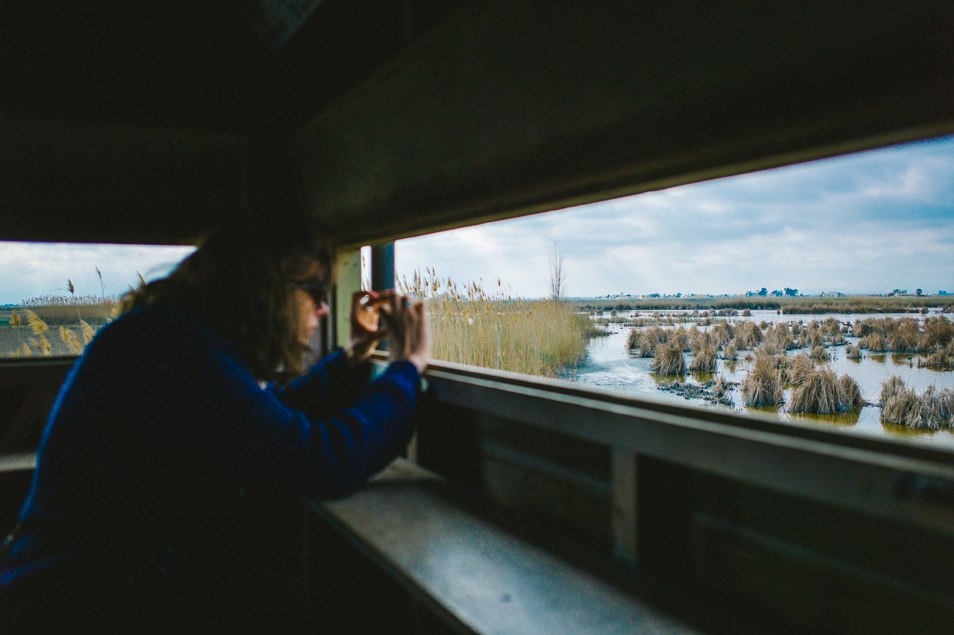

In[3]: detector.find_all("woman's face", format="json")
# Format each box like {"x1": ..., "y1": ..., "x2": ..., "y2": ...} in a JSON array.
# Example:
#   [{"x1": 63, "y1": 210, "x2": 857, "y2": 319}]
[{"x1": 290, "y1": 260, "x2": 330, "y2": 347}]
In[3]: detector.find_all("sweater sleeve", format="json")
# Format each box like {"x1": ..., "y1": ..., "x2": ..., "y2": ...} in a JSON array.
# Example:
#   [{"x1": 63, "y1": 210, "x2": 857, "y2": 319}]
[
  {"x1": 274, "y1": 349, "x2": 369, "y2": 417},
  {"x1": 59, "y1": 308, "x2": 422, "y2": 502},
  {"x1": 177, "y1": 342, "x2": 420, "y2": 500}
]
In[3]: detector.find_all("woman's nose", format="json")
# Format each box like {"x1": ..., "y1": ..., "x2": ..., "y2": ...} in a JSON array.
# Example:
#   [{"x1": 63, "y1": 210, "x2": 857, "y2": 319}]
[{"x1": 315, "y1": 301, "x2": 329, "y2": 318}]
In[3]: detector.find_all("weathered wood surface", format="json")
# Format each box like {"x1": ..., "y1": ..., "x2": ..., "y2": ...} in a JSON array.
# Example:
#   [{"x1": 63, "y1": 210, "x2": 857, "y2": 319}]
[{"x1": 309, "y1": 459, "x2": 697, "y2": 635}]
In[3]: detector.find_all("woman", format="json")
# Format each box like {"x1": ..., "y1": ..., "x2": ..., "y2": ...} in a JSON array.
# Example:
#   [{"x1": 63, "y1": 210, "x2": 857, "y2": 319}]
[{"x1": 0, "y1": 222, "x2": 429, "y2": 631}]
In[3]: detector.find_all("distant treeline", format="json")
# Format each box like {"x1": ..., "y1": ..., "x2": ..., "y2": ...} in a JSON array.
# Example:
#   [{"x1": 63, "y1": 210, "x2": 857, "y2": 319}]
[{"x1": 576, "y1": 295, "x2": 954, "y2": 314}]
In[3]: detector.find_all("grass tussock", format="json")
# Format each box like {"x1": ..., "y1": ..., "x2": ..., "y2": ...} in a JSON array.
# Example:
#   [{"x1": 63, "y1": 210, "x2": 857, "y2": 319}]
[
  {"x1": 710, "y1": 321, "x2": 734, "y2": 347},
  {"x1": 651, "y1": 343, "x2": 687, "y2": 376},
  {"x1": 785, "y1": 354, "x2": 814, "y2": 387},
  {"x1": 734, "y1": 321, "x2": 763, "y2": 350},
  {"x1": 855, "y1": 316, "x2": 953, "y2": 354},
  {"x1": 628, "y1": 326, "x2": 667, "y2": 358},
  {"x1": 788, "y1": 367, "x2": 862, "y2": 414},
  {"x1": 401, "y1": 270, "x2": 591, "y2": 377},
  {"x1": 838, "y1": 375, "x2": 864, "y2": 410},
  {"x1": 688, "y1": 346, "x2": 717, "y2": 372},
  {"x1": 880, "y1": 376, "x2": 954, "y2": 430},
  {"x1": 742, "y1": 352, "x2": 784, "y2": 407},
  {"x1": 918, "y1": 350, "x2": 954, "y2": 371}
]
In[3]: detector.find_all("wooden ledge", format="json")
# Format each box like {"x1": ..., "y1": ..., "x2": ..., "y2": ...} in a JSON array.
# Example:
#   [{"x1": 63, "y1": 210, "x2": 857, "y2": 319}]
[
  {"x1": 306, "y1": 459, "x2": 697, "y2": 635},
  {"x1": 0, "y1": 452, "x2": 36, "y2": 473}
]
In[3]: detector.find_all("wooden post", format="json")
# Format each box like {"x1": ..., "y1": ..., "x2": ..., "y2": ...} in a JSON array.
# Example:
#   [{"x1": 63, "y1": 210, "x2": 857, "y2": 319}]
[
  {"x1": 333, "y1": 248, "x2": 362, "y2": 349},
  {"x1": 611, "y1": 447, "x2": 638, "y2": 564},
  {"x1": 370, "y1": 242, "x2": 394, "y2": 292}
]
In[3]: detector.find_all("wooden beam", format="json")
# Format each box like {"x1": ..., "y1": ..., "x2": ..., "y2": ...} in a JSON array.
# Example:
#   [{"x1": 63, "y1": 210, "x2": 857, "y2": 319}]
[
  {"x1": 294, "y1": 1, "x2": 954, "y2": 244},
  {"x1": 611, "y1": 448, "x2": 638, "y2": 564},
  {"x1": 417, "y1": 361, "x2": 954, "y2": 536}
]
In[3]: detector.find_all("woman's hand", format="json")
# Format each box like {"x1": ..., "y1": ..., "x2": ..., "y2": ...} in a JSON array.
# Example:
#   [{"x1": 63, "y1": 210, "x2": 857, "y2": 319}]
[
  {"x1": 381, "y1": 295, "x2": 430, "y2": 374},
  {"x1": 344, "y1": 291, "x2": 391, "y2": 366}
]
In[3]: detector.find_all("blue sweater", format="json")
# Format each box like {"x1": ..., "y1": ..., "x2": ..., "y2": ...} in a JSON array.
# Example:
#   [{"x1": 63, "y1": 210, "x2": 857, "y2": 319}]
[{"x1": 0, "y1": 304, "x2": 420, "y2": 629}]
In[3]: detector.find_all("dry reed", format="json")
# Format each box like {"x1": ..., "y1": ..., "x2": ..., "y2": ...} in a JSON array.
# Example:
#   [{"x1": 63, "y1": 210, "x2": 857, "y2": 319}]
[
  {"x1": 734, "y1": 322, "x2": 763, "y2": 350},
  {"x1": 400, "y1": 270, "x2": 590, "y2": 377},
  {"x1": 786, "y1": 354, "x2": 814, "y2": 387},
  {"x1": 787, "y1": 368, "x2": 862, "y2": 414},
  {"x1": 918, "y1": 350, "x2": 954, "y2": 371},
  {"x1": 880, "y1": 377, "x2": 954, "y2": 430},
  {"x1": 651, "y1": 343, "x2": 686, "y2": 375},
  {"x1": 742, "y1": 352, "x2": 784, "y2": 407},
  {"x1": 58, "y1": 325, "x2": 84, "y2": 355},
  {"x1": 688, "y1": 346, "x2": 717, "y2": 372}
]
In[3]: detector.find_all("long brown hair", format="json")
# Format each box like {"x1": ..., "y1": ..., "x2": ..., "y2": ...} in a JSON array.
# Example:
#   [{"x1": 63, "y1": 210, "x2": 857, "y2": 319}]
[{"x1": 121, "y1": 221, "x2": 334, "y2": 381}]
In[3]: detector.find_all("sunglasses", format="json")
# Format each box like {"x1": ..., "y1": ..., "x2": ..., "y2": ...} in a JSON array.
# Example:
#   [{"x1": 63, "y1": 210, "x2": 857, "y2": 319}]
[{"x1": 287, "y1": 280, "x2": 330, "y2": 306}]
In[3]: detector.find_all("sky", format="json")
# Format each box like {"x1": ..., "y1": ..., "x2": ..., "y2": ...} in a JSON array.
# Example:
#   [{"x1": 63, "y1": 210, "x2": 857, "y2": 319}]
[
  {"x1": 396, "y1": 136, "x2": 954, "y2": 298},
  {"x1": 0, "y1": 242, "x2": 194, "y2": 305},
  {"x1": 2, "y1": 136, "x2": 953, "y2": 305}
]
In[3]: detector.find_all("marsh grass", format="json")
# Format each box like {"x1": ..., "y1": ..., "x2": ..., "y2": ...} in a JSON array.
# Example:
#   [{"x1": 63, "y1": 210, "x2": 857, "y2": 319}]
[
  {"x1": 58, "y1": 325, "x2": 84, "y2": 355},
  {"x1": 578, "y1": 295, "x2": 954, "y2": 314},
  {"x1": 627, "y1": 326, "x2": 667, "y2": 357},
  {"x1": 742, "y1": 352, "x2": 784, "y2": 407},
  {"x1": 856, "y1": 316, "x2": 952, "y2": 354},
  {"x1": 3, "y1": 306, "x2": 103, "y2": 358},
  {"x1": 919, "y1": 350, "x2": 954, "y2": 371},
  {"x1": 688, "y1": 346, "x2": 717, "y2": 372},
  {"x1": 839, "y1": 375, "x2": 864, "y2": 410},
  {"x1": 788, "y1": 368, "x2": 862, "y2": 414},
  {"x1": 650, "y1": 343, "x2": 687, "y2": 376},
  {"x1": 786, "y1": 354, "x2": 814, "y2": 387},
  {"x1": 400, "y1": 270, "x2": 591, "y2": 377},
  {"x1": 880, "y1": 376, "x2": 954, "y2": 430},
  {"x1": 20, "y1": 294, "x2": 116, "y2": 325},
  {"x1": 734, "y1": 322, "x2": 763, "y2": 350}
]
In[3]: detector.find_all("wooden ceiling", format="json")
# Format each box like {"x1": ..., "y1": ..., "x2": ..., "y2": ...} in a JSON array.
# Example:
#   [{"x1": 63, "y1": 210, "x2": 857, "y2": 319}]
[{"x1": 2, "y1": 1, "x2": 953, "y2": 246}]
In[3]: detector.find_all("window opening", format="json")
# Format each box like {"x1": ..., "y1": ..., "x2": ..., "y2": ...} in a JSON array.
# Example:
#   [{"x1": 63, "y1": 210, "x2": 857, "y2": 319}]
[
  {"x1": 396, "y1": 136, "x2": 954, "y2": 446},
  {"x1": 0, "y1": 243, "x2": 194, "y2": 359}
]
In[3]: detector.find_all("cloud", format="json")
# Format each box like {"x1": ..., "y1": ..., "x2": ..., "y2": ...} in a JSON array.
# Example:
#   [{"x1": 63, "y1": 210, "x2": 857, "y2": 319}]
[
  {"x1": 0, "y1": 243, "x2": 194, "y2": 305},
  {"x1": 397, "y1": 136, "x2": 954, "y2": 296}
]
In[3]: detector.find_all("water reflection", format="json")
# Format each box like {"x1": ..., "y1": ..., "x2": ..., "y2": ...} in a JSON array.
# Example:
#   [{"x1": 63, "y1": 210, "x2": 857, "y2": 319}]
[
  {"x1": 891, "y1": 353, "x2": 913, "y2": 367},
  {"x1": 791, "y1": 411, "x2": 861, "y2": 427}
]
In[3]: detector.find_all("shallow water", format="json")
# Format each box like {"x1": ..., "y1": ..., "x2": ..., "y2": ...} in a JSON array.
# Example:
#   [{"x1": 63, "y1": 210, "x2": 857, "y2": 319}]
[{"x1": 565, "y1": 311, "x2": 954, "y2": 448}]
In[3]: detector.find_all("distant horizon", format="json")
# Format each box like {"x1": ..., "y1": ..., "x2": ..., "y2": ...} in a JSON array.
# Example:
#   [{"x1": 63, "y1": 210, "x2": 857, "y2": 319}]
[{"x1": 5, "y1": 288, "x2": 952, "y2": 308}]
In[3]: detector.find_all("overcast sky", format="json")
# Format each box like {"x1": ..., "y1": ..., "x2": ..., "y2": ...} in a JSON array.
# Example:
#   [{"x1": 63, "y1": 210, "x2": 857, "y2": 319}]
[
  {"x1": 2, "y1": 137, "x2": 952, "y2": 305},
  {"x1": 0, "y1": 243, "x2": 194, "y2": 305},
  {"x1": 397, "y1": 136, "x2": 954, "y2": 298}
]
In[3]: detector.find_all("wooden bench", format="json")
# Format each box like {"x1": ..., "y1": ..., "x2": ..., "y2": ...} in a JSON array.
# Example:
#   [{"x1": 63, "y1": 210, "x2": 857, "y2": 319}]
[
  {"x1": 0, "y1": 453, "x2": 35, "y2": 535},
  {"x1": 303, "y1": 458, "x2": 705, "y2": 635}
]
